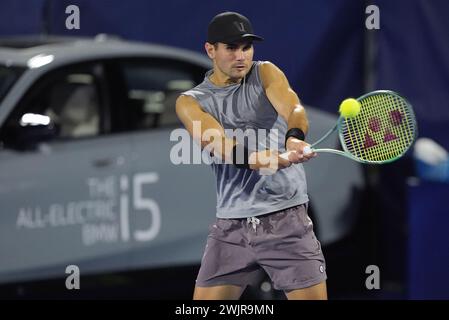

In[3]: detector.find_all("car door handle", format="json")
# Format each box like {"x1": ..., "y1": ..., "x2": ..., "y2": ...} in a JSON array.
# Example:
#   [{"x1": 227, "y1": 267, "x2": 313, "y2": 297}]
[{"x1": 92, "y1": 158, "x2": 114, "y2": 168}]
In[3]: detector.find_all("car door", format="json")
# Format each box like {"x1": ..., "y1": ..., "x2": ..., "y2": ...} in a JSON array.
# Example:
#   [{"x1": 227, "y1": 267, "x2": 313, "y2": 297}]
[
  {"x1": 0, "y1": 62, "x2": 134, "y2": 284},
  {"x1": 105, "y1": 57, "x2": 216, "y2": 270}
]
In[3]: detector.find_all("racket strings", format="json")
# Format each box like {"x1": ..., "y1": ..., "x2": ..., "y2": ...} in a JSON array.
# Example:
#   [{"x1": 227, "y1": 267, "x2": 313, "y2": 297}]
[
  {"x1": 359, "y1": 95, "x2": 411, "y2": 161},
  {"x1": 341, "y1": 92, "x2": 416, "y2": 162},
  {"x1": 360, "y1": 95, "x2": 413, "y2": 160}
]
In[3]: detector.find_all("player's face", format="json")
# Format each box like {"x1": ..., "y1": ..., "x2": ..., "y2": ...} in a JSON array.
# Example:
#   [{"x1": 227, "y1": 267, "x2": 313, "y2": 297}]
[{"x1": 208, "y1": 41, "x2": 254, "y2": 82}]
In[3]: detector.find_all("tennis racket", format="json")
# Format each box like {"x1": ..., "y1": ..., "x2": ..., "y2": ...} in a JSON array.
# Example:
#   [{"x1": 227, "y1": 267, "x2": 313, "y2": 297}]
[{"x1": 284, "y1": 90, "x2": 418, "y2": 164}]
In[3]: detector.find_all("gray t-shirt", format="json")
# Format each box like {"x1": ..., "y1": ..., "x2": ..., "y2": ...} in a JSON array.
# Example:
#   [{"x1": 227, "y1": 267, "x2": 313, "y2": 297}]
[{"x1": 182, "y1": 61, "x2": 308, "y2": 218}]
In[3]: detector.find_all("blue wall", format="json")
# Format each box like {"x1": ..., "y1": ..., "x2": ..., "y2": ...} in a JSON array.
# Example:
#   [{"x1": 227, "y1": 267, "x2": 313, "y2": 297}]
[
  {"x1": 376, "y1": 0, "x2": 449, "y2": 150},
  {"x1": 0, "y1": 0, "x2": 45, "y2": 34}
]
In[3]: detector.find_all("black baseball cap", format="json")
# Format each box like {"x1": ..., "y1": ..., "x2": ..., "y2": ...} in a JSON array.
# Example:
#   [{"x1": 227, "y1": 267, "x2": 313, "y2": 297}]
[{"x1": 207, "y1": 12, "x2": 264, "y2": 44}]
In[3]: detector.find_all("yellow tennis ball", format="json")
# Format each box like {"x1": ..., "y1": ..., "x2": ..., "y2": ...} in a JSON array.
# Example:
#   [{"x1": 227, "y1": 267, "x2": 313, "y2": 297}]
[{"x1": 339, "y1": 98, "x2": 361, "y2": 118}]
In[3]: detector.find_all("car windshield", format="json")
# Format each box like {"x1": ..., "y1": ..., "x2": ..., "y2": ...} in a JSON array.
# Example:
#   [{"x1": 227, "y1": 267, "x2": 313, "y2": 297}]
[{"x1": 0, "y1": 65, "x2": 24, "y2": 104}]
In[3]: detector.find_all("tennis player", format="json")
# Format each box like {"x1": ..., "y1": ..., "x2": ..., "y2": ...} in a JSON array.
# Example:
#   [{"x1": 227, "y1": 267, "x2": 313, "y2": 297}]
[{"x1": 176, "y1": 11, "x2": 327, "y2": 300}]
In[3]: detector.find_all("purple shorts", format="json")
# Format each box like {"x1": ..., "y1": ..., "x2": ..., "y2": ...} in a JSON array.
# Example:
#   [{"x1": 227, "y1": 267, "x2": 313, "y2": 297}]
[{"x1": 196, "y1": 203, "x2": 327, "y2": 291}]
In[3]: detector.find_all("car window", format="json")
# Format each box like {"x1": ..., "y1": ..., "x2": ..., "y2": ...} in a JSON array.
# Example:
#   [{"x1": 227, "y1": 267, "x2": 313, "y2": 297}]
[
  {"x1": 119, "y1": 60, "x2": 205, "y2": 130},
  {"x1": 0, "y1": 66, "x2": 25, "y2": 103},
  {"x1": 6, "y1": 64, "x2": 104, "y2": 141},
  {"x1": 45, "y1": 75, "x2": 100, "y2": 138}
]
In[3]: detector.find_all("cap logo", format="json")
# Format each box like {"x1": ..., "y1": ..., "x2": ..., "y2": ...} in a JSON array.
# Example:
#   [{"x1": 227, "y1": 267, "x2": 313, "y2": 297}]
[{"x1": 234, "y1": 21, "x2": 245, "y2": 32}]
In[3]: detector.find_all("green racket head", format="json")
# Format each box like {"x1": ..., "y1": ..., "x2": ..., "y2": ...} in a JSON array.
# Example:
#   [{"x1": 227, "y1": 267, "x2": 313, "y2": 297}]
[{"x1": 337, "y1": 90, "x2": 418, "y2": 164}]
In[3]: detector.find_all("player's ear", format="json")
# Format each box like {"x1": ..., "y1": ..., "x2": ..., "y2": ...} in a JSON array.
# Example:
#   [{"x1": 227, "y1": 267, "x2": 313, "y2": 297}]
[{"x1": 205, "y1": 42, "x2": 215, "y2": 59}]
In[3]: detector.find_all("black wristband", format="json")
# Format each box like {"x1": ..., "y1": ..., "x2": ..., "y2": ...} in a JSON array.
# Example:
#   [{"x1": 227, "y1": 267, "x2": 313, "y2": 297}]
[
  {"x1": 232, "y1": 144, "x2": 250, "y2": 169},
  {"x1": 285, "y1": 128, "x2": 305, "y2": 148}
]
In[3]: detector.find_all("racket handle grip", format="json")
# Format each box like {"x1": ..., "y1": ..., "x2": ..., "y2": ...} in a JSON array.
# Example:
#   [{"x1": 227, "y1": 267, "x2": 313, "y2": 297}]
[
  {"x1": 280, "y1": 148, "x2": 313, "y2": 159},
  {"x1": 259, "y1": 148, "x2": 315, "y2": 175}
]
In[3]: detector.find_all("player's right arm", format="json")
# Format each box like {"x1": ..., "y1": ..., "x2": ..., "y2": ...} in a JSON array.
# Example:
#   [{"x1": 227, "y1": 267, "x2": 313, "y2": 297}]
[{"x1": 175, "y1": 95, "x2": 290, "y2": 170}]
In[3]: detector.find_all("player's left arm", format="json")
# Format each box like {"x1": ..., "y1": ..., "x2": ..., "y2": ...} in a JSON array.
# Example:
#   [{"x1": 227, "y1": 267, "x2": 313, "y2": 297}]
[{"x1": 259, "y1": 61, "x2": 316, "y2": 162}]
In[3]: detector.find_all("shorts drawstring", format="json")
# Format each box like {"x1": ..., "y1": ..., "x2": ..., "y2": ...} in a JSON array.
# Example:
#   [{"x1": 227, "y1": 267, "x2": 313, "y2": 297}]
[{"x1": 247, "y1": 216, "x2": 260, "y2": 232}]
